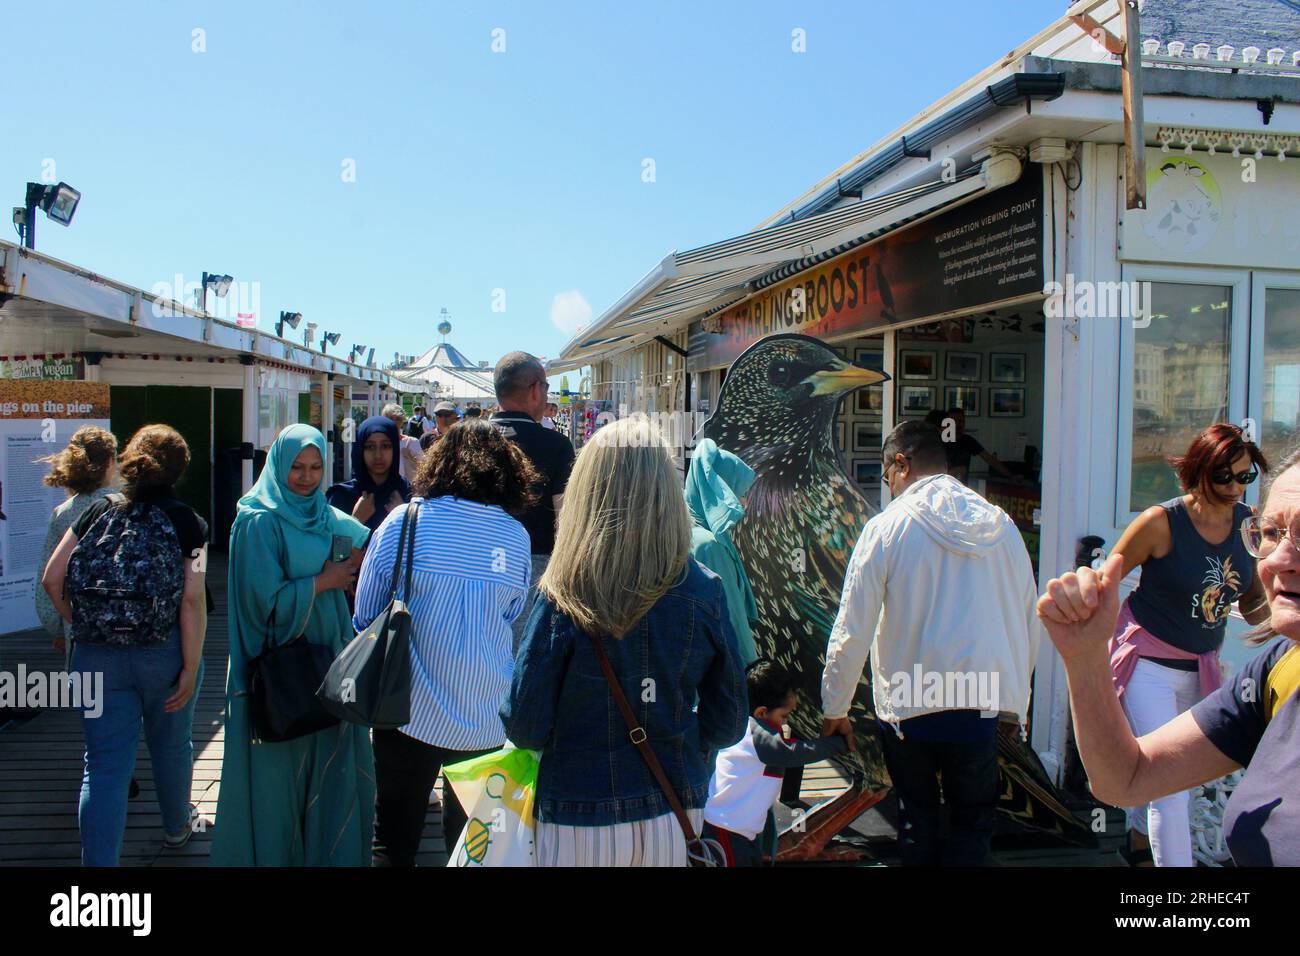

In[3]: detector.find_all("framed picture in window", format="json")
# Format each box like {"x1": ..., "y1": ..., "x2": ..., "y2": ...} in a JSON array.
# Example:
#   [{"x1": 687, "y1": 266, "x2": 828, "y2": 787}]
[
  {"x1": 944, "y1": 351, "x2": 981, "y2": 382},
  {"x1": 899, "y1": 385, "x2": 936, "y2": 414},
  {"x1": 944, "y1": 385, "x2": 980, "y2": 416},
  {"x1": 854, "y1": 347, "x2": 885, "y2": 372},
  {"x1": 853, "y1": 459, "x2": 881, "y2": 486},
  {"x1": 853, "y1": 423, "x2": 882, "y2": 453},
  {"x1": 899, "y1": 350, "x2": 937, "y2": 380},
  {"x1": 989, "y1": 387, "x2": 1026, "y2": 417},
  {"x1": 855, "y1": 386, "x2": 883, "y2": 414},
  {"x1": 990, "y1": 353, "x2": 1026, "y2": 383}
]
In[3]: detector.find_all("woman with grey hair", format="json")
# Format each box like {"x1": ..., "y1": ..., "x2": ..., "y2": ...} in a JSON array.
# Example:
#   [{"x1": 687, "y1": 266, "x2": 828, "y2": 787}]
[{"x1": 1037, "y1": 444, "x2": 1300, "y2": 866}]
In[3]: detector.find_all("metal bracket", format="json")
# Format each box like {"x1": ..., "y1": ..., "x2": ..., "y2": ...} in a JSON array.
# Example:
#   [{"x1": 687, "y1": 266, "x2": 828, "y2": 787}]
[
  {"x1": 836, "y1": 178, "x2": 862, "y2": 200},
  {"x1": 653, "y1": 335, "x2": 689, "y2": 358},
  {"x1": 901, "y1": 136, "x2": 931, "y2": 160}
]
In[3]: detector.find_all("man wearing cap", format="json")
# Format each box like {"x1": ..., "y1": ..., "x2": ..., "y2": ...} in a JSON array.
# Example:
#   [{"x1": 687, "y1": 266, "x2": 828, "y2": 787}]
[
  {"x1": 420, "y1": 401, "x2": 458, "y2": 451},
  {"x1": 491, "y1": 352, "x2": 576, "y2": 652}
]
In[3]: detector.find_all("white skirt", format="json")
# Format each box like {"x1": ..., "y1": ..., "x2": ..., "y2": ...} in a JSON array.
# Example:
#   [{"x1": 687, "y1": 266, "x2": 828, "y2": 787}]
[{"x1": 534, "y1": 810, "x2": 705, "y2": 867}]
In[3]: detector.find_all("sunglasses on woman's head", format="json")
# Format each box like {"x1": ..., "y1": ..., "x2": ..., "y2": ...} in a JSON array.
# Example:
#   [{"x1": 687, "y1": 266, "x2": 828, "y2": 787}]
[{"x1": 1211, "y1": 468, "x2": 1258, "y2": 486}]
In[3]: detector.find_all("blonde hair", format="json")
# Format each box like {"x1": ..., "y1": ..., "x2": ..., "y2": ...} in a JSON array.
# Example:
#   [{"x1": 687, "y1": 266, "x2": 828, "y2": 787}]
[
  {"x1": 40, "y1": 426, "x2": 118, "y2": 494},
  {"x1": 539, "y1": 416, "x2": 690, "y2": 638}
]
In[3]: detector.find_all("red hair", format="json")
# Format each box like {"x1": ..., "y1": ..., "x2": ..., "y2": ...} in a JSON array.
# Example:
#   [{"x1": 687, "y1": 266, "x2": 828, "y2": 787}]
[{"x1": 1168, "y1": 423, "x2": 1268, "y2": 504}]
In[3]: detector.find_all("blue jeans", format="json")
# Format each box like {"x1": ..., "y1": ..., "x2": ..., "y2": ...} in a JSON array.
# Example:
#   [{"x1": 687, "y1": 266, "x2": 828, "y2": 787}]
[{"x1": 71, "y1": 629, "x2": 203, "y2": 866}]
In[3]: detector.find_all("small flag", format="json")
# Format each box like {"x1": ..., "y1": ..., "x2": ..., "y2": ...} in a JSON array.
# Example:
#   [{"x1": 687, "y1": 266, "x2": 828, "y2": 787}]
[{"x1": 236, "y1": 313, "x2": 256, "y2": 328}]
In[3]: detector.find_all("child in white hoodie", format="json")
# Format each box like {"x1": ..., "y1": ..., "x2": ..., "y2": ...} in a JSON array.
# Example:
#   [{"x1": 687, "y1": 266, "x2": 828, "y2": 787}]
[{"x1": 703, "y1": 660, "x2": 849, "y2": 866}]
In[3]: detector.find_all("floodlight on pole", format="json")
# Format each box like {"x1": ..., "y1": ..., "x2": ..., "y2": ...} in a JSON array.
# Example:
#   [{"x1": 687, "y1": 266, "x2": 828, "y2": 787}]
[
  {"x1": 201, "y1": 271, "x2": 234, "y2": 313},
  {"x1": 17, "y1": 181, "x2": 81, "y2": 250},
  {"x1": 276, "y1": 311, "x2": 303, "y2": 338}
]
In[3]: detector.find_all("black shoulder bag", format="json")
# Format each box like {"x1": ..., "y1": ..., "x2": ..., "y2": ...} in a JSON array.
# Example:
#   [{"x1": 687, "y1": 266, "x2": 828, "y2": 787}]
[
  {"x1": 247, "y1": 604, "x2": 339, "y2": 744},
  {"x1": 318, "y1": 501, "x2": 418, "y2": 728}
]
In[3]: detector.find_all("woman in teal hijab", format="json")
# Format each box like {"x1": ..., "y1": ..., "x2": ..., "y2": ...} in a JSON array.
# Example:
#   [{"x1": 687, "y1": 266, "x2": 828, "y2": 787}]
[
  {"x1": 685, "y1": 439, "x2": 759, "y2": 665},
  {"x1": 211, "y1": 425, "x2": 374, "y2": 866}
]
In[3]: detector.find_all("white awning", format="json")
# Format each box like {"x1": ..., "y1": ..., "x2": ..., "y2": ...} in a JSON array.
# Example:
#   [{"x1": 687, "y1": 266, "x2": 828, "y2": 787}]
[{"x1": 549, "y1": 153, "x2": 1023, "y2": 374}]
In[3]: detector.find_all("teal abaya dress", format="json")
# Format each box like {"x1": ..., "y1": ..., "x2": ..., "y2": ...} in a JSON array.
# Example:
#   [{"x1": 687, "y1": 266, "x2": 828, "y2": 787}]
[{"x1": 211, "y1": 425, "x2": 374, "y2": 866}]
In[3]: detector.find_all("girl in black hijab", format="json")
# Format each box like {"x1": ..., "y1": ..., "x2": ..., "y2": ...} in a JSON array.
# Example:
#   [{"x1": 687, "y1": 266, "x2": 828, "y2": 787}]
[{"x1": 326, "y1": 415, "x2": 412, "y2": 534}]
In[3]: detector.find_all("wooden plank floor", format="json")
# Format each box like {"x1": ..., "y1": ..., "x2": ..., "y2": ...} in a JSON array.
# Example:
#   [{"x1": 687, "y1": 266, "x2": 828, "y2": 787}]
[{"x1": 1, "y1": 551, "x2": 1123, "y2": 867}]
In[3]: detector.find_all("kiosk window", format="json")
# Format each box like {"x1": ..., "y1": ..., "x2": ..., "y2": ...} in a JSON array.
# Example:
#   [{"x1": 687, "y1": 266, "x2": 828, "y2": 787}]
[
  {"x1": 1129, "y1": 282, "x2": 1231, "y2": 512},
  {"x1": 1261, "y1": 288, "x2": 1300, "y2": 471}
]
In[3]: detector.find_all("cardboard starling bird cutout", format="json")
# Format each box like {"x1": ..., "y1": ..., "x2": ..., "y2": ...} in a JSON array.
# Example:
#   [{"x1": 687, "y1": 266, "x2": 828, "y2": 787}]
[{"x1": 699, "y1": 332, "x2": 1092, "y2": 846}]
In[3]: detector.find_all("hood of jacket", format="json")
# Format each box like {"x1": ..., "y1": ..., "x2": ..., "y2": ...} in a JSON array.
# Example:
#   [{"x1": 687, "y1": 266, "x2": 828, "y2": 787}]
[{"x1": 895, "y1": 473, "x2": 1014, "y2": 555}]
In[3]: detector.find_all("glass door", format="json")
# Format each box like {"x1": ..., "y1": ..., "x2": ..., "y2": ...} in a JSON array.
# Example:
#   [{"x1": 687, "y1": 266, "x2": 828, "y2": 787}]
[{"x1": 1249, "y1": 273, "x2": 1300, "y2": 495}]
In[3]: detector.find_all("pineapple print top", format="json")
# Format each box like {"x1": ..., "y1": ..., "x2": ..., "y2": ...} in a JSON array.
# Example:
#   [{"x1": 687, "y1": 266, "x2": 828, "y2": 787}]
[{"x1": 1127, "y1": 497, "x2": 1256, "y2": 654}]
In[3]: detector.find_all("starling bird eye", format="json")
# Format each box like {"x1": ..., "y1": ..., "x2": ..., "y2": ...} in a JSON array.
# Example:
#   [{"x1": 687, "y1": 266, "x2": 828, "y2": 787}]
[{"x1": 769, "y1": 362, "x2": 795, "y2": 388}]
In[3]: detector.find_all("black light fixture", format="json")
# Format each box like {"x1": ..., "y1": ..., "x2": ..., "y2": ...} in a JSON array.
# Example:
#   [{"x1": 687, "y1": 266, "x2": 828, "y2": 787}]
[
  {"x1": 16, "y1": 181, "x2": 81, "y2": 249},
  {"x1": 201, "y1": 271, "x2": 233, "y2": 313},
  {"x1": 320, "y1": 331, "x2": 341, "y2": 352},
  {"x1": 276, "y1": 311, "x2": 303, "y2": 338}
]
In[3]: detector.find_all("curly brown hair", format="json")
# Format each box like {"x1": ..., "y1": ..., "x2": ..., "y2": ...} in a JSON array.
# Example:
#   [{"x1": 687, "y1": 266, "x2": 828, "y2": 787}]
[
  {"x1": 411, "y1": 418, "x2": 540, "y2": 515},
  {"x1": 117, "y1": 424, "x2": 190, "y2": 500},
  {"x1": 39, "y1": 425, "x2": 118, "y2": 494}
]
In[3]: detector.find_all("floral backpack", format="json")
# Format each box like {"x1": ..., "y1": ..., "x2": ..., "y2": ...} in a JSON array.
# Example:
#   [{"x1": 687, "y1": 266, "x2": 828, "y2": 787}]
[{"x1": 65, "y1": 494, "x2": 185, "y2": 646}]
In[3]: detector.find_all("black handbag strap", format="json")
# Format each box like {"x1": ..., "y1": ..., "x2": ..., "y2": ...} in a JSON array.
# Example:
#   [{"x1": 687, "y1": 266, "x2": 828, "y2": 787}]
[{"x1": 388, "y1": 501, "x2": 419, "y2": 604}]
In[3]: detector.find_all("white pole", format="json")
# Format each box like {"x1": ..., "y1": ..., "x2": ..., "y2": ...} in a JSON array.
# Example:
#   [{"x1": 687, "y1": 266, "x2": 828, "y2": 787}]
[
  {"x1": 321, "y1": 373, "x2": 335, "y2": 484},
  {"x1": 241, "y1": 362, "x2": 258, "y2": 491}
]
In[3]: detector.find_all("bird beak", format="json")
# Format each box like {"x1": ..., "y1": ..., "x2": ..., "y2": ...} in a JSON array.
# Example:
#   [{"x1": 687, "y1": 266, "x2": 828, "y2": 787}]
[{"x1": 803, "y1": 359, "x2": 888, "y2": 397}]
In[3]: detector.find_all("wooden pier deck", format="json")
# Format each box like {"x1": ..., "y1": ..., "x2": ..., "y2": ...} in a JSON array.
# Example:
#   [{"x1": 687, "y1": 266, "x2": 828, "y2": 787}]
[{"x1": 0, "y1": 551, "x2": 1123, "y2": 867}]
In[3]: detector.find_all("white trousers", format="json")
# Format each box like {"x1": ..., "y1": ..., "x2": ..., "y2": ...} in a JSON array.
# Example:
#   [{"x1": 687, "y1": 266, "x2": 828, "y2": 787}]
[{"x1": 1120, "y1": 658, "x2": 1202, "y2": 867}]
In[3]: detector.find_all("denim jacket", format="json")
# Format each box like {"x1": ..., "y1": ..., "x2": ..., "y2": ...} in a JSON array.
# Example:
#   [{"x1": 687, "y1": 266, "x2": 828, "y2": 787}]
[{"x1": 500, "y1": 558, "x2": 749, "y2": 826}]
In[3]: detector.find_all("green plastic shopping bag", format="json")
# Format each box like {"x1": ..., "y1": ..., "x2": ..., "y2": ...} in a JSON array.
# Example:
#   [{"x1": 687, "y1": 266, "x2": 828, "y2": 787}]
[{"x1": 443, "y1": 744, "x2": 539, "y2": 867}]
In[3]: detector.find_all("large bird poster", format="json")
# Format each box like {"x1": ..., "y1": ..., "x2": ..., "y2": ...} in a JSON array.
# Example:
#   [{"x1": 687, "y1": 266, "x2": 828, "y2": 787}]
[{"x1": 701, "y1": 332, "x2": 1090, "y2": 844}]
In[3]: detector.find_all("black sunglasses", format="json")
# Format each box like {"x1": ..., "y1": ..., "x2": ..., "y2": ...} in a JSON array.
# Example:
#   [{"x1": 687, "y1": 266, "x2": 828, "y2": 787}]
[{"x1": 1211, "y1": 468, "x2": 1258, "y2": 486}]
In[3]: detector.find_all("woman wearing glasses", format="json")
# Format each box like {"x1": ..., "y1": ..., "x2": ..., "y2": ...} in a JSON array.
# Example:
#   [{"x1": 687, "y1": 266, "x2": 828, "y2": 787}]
[
  {"x1": 1038, "y1": 441, "x2": 1300, "y2": 867},
  {"x1": 1079, "y1": 424, "x2": 1269, "y2": 866}
]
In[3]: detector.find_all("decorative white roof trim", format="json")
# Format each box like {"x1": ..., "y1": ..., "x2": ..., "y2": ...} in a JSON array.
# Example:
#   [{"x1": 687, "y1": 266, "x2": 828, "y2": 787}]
[{"x1": 1155, "y1": 125, "x2": 1300, "y2": 159}]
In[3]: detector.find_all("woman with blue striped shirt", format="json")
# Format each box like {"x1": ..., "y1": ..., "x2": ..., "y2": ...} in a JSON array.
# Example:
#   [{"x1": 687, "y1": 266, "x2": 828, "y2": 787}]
[{"x1": 353, "y1": 418, "x2": 540, "y2": 865}]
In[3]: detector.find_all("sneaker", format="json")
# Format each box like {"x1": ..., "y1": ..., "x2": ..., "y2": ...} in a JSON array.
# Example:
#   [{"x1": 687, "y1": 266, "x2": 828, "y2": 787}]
[{"x1": 164, "y1": 805, "x2": 201, "y2": 849}]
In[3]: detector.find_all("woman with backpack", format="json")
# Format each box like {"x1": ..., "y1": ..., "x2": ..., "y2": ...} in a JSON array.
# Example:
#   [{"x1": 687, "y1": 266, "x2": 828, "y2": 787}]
[
  {"x1": 210, "y1": 424, "x2": 374, "y2": 866},
  {"x1": 40, "y1": 424, "x2": 208, "y2": 866}
]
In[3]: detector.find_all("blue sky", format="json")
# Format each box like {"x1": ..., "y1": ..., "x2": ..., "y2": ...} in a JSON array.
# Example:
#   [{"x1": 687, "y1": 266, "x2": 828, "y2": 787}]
[{"x1": 5, "y1": 0, "x2": 1066, "y2": 379}]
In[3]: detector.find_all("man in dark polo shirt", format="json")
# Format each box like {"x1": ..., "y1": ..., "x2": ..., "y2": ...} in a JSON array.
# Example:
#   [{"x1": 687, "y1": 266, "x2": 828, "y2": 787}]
[{"x1": 490, "y1": 351, "x2": 576, "y2": 651}]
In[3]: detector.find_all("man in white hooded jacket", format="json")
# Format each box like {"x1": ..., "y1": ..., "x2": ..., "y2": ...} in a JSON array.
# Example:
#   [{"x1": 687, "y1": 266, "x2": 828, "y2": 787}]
[{"x1": 821, "y1": 421, "x2": 1040, "y2": 865}]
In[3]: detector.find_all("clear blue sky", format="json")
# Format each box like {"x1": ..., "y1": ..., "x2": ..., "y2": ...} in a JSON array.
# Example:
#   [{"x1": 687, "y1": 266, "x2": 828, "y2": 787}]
[{"x1": 5, "y1": 1, "x2": 1067, "y2": 377}]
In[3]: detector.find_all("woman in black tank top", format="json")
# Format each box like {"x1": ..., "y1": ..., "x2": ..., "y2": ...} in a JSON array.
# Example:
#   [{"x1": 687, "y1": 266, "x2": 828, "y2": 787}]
[{"x1": 1105, "y1": 424, "x2": 1270, "y2": 866}]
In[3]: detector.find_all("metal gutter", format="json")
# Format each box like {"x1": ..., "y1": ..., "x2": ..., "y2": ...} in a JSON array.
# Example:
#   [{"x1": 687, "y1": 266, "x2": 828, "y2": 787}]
[
  {"x1": 780, "y1": 73, "x2": 1065, "y2": 224},
  {"x1": 1029, "y1": 53, "x2": 1300, "y2": 104}
]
